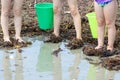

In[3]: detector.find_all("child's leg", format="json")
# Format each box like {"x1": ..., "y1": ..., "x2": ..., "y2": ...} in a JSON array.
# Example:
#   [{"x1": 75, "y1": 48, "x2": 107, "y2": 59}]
[
  {"x1": 53, "y1": 0, "x2": 62, "y2": 37},
  {"x1": 104, "y1": 0, "x2": 118, "y2": 51},
  {"x1": 13, "y1": 0, "x2": 24, "y2": 42},
  {"x1": 68, "y1": 0, "x2": 82, "y2": 39},
  {"x1": 1, "y1": 0, "x2": 11, "y2": 42},
  {"x1": 94, "y1": 1, "x2": 106, "y2": 49}
]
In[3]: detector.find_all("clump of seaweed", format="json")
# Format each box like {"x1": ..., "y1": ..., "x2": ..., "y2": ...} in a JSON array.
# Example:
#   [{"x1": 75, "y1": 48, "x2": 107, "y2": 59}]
[
  {"x1": 44, "y1": 34, "x2": 62, "y2": 43},
  {"x1": 101, "y1": 55, "x2": 120, "y2": 71},
  {"x1": 52, "y1": 48, "x2": 62, "y2": 57},
  {"x1": 66, "y1": 38, "x2": 84, "y2": 49},
  {"x1": 83, "y1": 45, "x2": 120, "y2": 57},
  {"x1": 83, "y1": 45, "x2": 103, "y2": 56},
  {"x1": 83, "y1": 45, "x2": 120, "y2": 71},
  {"x1": 0, "y1": 38, "x2": 32, "y2": 49}
]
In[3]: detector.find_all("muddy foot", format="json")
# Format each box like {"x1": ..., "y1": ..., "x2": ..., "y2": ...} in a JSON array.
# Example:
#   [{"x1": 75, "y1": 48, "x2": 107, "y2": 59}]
[
  {"x1": 3, "y1": 41, "x2": 14, "y2": 47},
  {"x1": 101, "y1": 49, "x2": 120, "y2": 57},
  {"x1": 101, "y1": 50, "x2": 114, "y2": 57},
  {"x1": 66, "y1": 38, "x2": 84, "y2": 49},
  {"x1": 13, "y1": 39, "x2": 32, "y2": 48},
  {"x1": 83, "y1": 45, "x2": 120, "y2": 57},
  {"x1": 44, "y1": 34, "x2": 62, "y2": 43},
  {"x1": 82, "y1": 45, "x2": 104, "y2": 56}
]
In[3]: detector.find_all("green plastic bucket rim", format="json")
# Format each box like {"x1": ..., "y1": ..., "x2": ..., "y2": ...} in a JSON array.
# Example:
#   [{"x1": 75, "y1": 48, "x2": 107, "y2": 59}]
[
  {"x1": 34, "y1": 2, "x2": 53, "y2": 9},
  {"x1": 86, "y1": 12, "x2": 96, "y2": 17}
]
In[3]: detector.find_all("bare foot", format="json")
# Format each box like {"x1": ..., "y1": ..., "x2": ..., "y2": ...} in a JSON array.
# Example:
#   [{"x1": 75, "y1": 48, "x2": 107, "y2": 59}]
[
  {"x1": 95, "y1": 45, "x2": 103, "y2": 49},
  {"x1": 3, "y1": 37, "x2": 11, "y2": 42},
  {"x1": 107, "y1": 46, "x2": 113, "y2": 51},
  {"x1": 15, "y1": 37, "x2": 25, "y2": 43}
]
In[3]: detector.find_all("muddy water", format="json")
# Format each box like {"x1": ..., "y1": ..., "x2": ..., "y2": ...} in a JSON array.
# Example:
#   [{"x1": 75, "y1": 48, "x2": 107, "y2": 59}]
[{"x1": 0, "y1": 36, "x2": 120, "y2": 80}]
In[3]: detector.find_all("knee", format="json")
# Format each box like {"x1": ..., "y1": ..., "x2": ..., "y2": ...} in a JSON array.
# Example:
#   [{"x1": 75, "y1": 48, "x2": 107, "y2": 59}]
[
  {"x1": 13, "y1": 9, "x2": 22, "y2": 16},
  {"x1": 106, "y1": 20, "x2": 115, "y2": 28},
  {"x1": 70, "y1": 6, "x2": 78, "y2": 16},
  {"x1": 97, "y1": 19, "x2": 105, "y2": 27},
  {"x1": 54, "y1": 6, "x2": 61, "y2": 15},
  {"x1": 1, "y1": 10, "x2": 10, "y2": 17}
]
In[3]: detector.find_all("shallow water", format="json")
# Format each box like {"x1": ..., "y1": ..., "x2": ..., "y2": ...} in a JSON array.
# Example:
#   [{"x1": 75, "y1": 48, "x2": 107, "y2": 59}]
[{"x1": 0, "y1": 36, "x2": 120, "y2": 80}]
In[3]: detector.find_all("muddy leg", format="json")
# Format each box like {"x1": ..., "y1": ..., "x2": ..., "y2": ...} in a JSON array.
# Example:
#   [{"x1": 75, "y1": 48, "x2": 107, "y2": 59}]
[
  {"x1": 104, "y1": 0, "x2": 118, "y2": 51},
  {"x1": 94, "y1": 1, "x2": 105, "y2": 49},
  {"x1": 68, "y1": 0, "x2": 82, "y2": 39},
  {"x1": 1, "y1": 0, "x2": 11, "y2": 42},
  {"x1": 13, "y1": 0, "x2": 24, "y2": 42},
  {"x1": 53, "y1": 0, "x2": 62, "y2": 37}
]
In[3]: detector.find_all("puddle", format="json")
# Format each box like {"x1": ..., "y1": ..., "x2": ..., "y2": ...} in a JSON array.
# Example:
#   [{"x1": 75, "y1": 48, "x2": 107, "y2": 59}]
[{"x1": 0, "y1": 36, "x2": 120, "y2": 80}]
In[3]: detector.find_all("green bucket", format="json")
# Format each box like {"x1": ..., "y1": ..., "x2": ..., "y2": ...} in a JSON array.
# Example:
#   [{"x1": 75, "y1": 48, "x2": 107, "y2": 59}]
[
  {"x1": 86, "y1": 12, "x2": 98, "y2": 38},
  {"x1": 34, "y1": 2, "x2": 54, "y2": 30}
]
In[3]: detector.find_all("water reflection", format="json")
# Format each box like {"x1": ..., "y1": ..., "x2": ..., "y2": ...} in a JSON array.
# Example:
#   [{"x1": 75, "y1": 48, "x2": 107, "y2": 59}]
[
  {"x1": 36, "y1": 43, "x2": 54, "y2": 72},
  {"x1": 15, "y1": 50, "x2": 23, "y2": 80},
  {"x1": 106, "y1": 70, "x2": 115, "y2": 80},
  {"x1": 82, "y1": 50, "x2": 117, "y2": 80},
  {"x1": 36, "y1": 42, "x2": 62, "y2": 80},
  {"x1": 36, "y1": 42, "x2": 82, "y2": 80},
  {"x1": 1, "y1": 38, "x2": 120, "y2": 80},
  {"x1": 69, "y1": 49, "x2": 81, "y2": 80},
  {"x1": 2, "y1": 50, "x2": 23, "y2": 80},
  {"x1": 96, "y1": 67, "x2": 115, "y2": 80},
  {"x1": 2, "y1": 51, "x2": 12, "y2": 80},
  {"x1": 52, "y1": 51, "x2": 62, "y2": 80},
  {"x1": 96, "y1": 67, "x2": 105, "y2": 80}
]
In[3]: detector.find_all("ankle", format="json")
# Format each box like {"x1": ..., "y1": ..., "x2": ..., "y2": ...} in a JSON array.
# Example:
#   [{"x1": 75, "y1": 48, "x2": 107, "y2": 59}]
[
  {"x1": 53, "y1": 32, "x2": 59, "y2": 37},
  {"x1": 76, "y1": 37, "x2": 82, "y2": 40},
  {"x1": 95, "y1": 45, "x2": 103, "y2": 49},
  {"x1": 107, "y1": 46, "x2": 113, "y2": 51},
  {"x1": 3, "y1": 36, "x2": 10, "y2": 42},
  {"x1": 15, "y1": 35, "x2": 21, "y2": 39},
  {"x1": 107, "y1": 44, "x2": 114, "y2": 51}
]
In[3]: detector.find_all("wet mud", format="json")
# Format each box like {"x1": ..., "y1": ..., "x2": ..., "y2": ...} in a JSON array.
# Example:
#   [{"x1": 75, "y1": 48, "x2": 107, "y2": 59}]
[
  {"x1": 44, "y1": 34, "x2": 62, "y2": 43},
  {"x1": 83, "y1": 45, "x2": 120, "y2": 71},
  {"x1": 66, "y1": 38, "x2": 84, "y2": 49},
  {"x1": 83, "y1": 45, "x2": 105, "y2": 57},
  {"x1": 0, "y1": 38, "x2": 32, "y2": 50},
  {"x1": 101, "y1": 55, "x2": 120, "y2": 71},
  {"x1": 83, "y1": 45, "x2": 120, "y2": 57}
]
